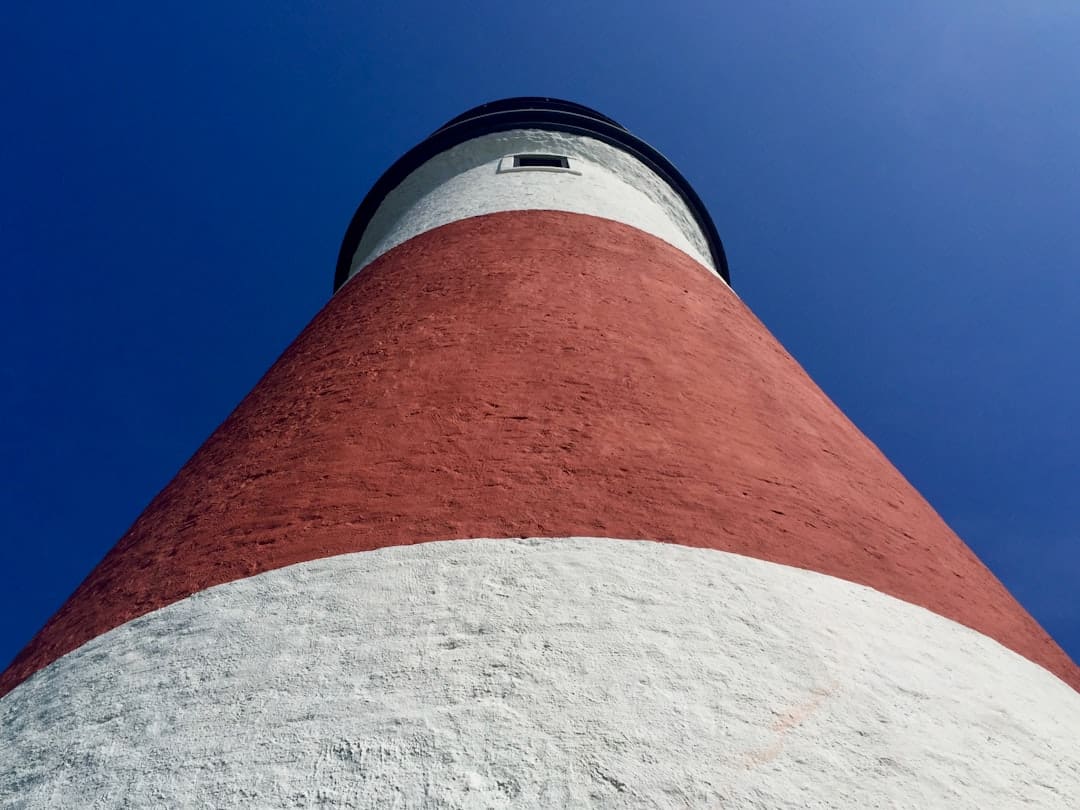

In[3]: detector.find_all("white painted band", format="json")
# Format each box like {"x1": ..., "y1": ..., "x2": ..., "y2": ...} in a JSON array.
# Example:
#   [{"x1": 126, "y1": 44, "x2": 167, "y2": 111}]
[
  {"x1": 347, "y1": 130, "x2": 719, "y2": 280},
  {"x1": 2, "y1": 537, "x2": 1077, "y2": 808}
]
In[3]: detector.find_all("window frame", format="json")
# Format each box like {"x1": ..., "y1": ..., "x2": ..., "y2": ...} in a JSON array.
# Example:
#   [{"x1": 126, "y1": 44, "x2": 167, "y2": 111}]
[{"x1": 496, "y1": 153, "x2": 582, "y2": 175}]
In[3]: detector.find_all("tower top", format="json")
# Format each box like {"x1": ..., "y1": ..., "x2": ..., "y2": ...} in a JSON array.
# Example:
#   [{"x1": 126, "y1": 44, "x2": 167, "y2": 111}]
[{"x1": 334, "y1": 96, "x2": 730, "y2": 290}]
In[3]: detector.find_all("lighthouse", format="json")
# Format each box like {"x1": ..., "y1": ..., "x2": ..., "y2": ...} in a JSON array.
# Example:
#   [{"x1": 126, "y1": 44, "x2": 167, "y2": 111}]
[{"x1": 1, "y1": 96, "x2": 1077, "y2": 806}]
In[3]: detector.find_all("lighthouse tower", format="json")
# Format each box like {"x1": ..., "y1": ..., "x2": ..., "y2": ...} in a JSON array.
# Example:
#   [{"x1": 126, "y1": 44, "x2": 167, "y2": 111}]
[{"x1": 1, "y1": 98, "x2": 1077, "y2": 807}]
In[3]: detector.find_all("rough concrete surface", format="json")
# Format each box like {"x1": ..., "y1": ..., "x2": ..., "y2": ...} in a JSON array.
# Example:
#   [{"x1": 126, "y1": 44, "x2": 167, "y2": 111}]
[
  {"x1": 3, "y1": 212, "x2": 1076, "y2": 695},
  {"x1": 348, "y1": 128, "x2": 716, "y2": 276},
  {"x1": 2, "y1": 538, "x2": 1077, "y2": 808}
]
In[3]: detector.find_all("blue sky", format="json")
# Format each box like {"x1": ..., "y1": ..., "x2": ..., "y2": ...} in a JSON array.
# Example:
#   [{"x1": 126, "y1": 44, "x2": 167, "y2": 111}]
[{"x1": 3, "y1": 1, "x2": 1078, "y2": 669}]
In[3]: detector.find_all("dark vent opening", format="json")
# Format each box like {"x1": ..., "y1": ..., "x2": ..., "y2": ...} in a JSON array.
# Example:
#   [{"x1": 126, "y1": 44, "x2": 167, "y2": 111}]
[{"x1": 513, "y1": 154, "x2": 570, "y2": 169}]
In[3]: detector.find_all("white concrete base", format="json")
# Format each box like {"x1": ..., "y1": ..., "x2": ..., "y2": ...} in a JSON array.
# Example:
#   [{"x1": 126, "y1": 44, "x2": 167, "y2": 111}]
[{"x1": 2, "y1": 537, "x2": 1077, "y2": 808}]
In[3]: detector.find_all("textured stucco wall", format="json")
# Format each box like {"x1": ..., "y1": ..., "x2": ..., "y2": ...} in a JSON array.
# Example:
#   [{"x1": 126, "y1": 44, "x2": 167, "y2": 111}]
[
  {"x1": 4, "y1": 212, "x2": 1076, "y2": 697},
  {"x1": 346, "y1": 129, "x2": 716, "y2": 278},
  {"x1": 2, "y1": 538, "x2": 1078, "y2": 808}
]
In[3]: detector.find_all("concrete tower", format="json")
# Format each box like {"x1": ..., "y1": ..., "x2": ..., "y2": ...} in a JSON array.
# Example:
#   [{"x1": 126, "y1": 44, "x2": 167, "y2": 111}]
[{"x1": 2, "y1": 98, "x2": 1078, "y2": 807}]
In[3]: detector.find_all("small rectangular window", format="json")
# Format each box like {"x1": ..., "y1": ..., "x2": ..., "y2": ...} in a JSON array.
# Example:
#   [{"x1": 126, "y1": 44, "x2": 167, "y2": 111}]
[
  {"x1": 513, "y1": 154, "x2": 570, "y2": 169},
  {"x1": 496, "y1": 154, "x2": 580, "y2": 175}
]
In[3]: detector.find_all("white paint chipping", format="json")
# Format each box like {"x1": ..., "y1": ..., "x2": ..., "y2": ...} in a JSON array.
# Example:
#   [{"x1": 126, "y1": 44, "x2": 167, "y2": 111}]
[
  {"x1": 347, "y1": 130, "x2": 718, "y2": 280},
  {"x1": 2, "y1": 537, "x2": 1077, "y2": 808}
]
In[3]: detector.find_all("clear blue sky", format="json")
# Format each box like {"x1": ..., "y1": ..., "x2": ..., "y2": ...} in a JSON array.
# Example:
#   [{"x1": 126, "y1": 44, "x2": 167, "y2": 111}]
[{"x1": 3, "y1": 2, "x2": 1078, "y2": 670}]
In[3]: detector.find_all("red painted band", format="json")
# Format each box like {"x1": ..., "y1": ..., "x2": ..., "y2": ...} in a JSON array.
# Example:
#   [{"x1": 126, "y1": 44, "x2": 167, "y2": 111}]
[{"x1": 2, "y1": 211, "x2": 1076, "y2": 695}]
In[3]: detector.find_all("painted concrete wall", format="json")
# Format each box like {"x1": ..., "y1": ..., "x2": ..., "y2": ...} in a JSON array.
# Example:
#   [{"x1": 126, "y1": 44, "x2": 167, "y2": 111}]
[
  {"x1": 5, "y1": 212, "x2": 1076, "y2": 698},
  {"x1": 3, "y1": 538, "x2": 1078, "y2": 808},
  {"x1": 3, "y1": 210, "x2": 1077, "y2": 807},
  {"x1": 346, "y1": 129, "x2": 717, "y2": 279}
]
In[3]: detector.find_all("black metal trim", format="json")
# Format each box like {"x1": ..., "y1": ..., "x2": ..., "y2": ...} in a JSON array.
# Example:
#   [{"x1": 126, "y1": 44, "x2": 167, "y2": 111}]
[{"x1": 335, "y1": 98, "x2": 729, "y2": 290}]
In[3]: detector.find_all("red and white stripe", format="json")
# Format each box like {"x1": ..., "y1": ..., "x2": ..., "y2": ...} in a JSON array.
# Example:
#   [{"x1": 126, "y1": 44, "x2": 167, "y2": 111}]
[{"x1": 2, "y1": 125, "x2": 1077, "y2": 807}]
